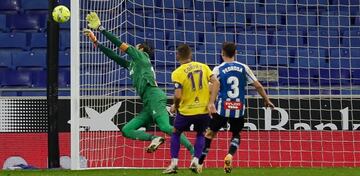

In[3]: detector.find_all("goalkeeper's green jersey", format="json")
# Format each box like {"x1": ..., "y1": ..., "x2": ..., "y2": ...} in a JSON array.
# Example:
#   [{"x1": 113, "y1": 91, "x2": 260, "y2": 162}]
[
  {"x1": 97, "y1": 29, "x2": 158, "y2": 98},
  {"x1": 125, "y1": 46, "x2": 158, "y2": 98}
]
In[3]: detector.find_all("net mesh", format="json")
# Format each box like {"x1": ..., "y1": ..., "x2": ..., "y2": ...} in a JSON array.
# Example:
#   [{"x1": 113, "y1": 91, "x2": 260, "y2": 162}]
[{"x1": 75, "y1": 0, "x2": 360, "y2": 168}]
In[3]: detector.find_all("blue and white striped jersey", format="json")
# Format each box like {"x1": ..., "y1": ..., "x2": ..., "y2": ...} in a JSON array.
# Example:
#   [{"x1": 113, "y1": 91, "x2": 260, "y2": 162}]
[{"x1": 213, "y1": 61, "x2": 257, "y2": 118}]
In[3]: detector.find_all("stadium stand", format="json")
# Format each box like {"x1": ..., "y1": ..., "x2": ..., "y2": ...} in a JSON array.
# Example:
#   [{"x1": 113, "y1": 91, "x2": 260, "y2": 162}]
[{"x1": 0, "y1": 0, "x2": 359, "y2": 96}]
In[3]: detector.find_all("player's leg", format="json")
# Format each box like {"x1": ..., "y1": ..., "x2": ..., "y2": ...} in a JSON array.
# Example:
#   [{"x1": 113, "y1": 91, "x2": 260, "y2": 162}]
[
  {"x1": 163, "y1": 114, "x2": 190, "y2": 174},
  {"x1": 190, "y1": 115, "x2": 211, "y2": 173},
  {"x1": 198, "y1": 113, "x2": 228, "y2": 166},
  {"x1": 154, "y1": 114, "x2": 194, "y2": 155},
  {"x1": 121, "y1": 110, "x2": 157, "y2": 141},
  {"x1": 148, "y1": 91, "x2": 194, "y2": 155},
  {"x1": 224, "y1": 117, "x2": 245, "y2": 173}
]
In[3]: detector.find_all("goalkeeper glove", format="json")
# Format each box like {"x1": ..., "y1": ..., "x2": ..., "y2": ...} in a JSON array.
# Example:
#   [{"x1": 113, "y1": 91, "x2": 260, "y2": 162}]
[
  {"x1": 83, "y1": 28, "x2": 98, "y2": 46},
  {"x1": 86, "y1": 12, "x2": 101, "y2": 30}
]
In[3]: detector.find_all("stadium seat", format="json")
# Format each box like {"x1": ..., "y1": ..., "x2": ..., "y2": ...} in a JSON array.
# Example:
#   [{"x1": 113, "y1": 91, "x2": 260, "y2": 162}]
[
  {"x1": 31, "y1": 70, "x2": 46, "y2": 87},
  {"x1": 154, "y1": 51, "x2": 165, "y2": 63},
  {"x1": 342, "y1": 30, "x2": 360, "y2": 47},
  {"x1": 58, "y1": 0, "x2": 70, "y2": 6},
  {"x1": 204, "y1": 53, "x2": 217, "y2": 65},
  {"x1": 0, "y1": 51, "x2": 12, "y2": 69},
  {"x1": 331, "y1": 0, "x2": 360, "y2": 5},
  {"x1": 30, "y1": 32, "x2": 47, "y2": 49},
  {"x1": 351, "y1": 58, "x2": 360, "y2": 68},
  {"x1": 215, "y1": 34, "x2": 235, "y2": 43},
  {"x1": 351, "y1": 69, "x2": 360, "y2": 85},
  {"x1": 133, "y1": 0, "x2": 157, "y2": 6},
  {"x1": 0, "y1": 0, "x2": 20, "y2": 14},
  {"x1": 0, "y1": 15, "x2": 7, "y2": 32},
  {"x1": 156, "y1": 72, "x2": 171, "y2": 84},
  {"x1": 2, "y1": 70, "x2": 33, "y2": 87},
  {"x1": 32, "y1": 70, "x2": 70, "y2": 88},
  {"x1": 259, "y1": 49, "x2": 288, "y2": 66},
  {"x1": 163, "y1": 0, "x2": 191, "y2": 9},
  {"x1": 58, "y1": 70, "x2": 70, "y2": 88},
  {"x1": 59, "y1": 51, "x2": 70, "y2": 67},
  {"x1": 127, "y1": 12, "x2": 145, "y2": 27},
  {"x1": 296, "y1": 48, "x2": 328, "y2": 68},
  {"x1": 21, "y1": 0, "x2": 48, "y2": 11},
  {"x1": 165, "y1": 51, "x2": 176, "y2": 61},
  {"x1": 330, "y1": 58, "x2": 340, "y2": 68},
  {"x1": 298, "y1": 0, "x2": 328, "y2": 5},
  {"x1": 275, "y1": 30, "x2": 305, "y2": 47},
  {"x1": 340, "y1": 58, "x2": 351, "y2": 68},
  {"x1": 350, "y1": 48, "x2": 360, "y2": 57},
  {"x1": 183, "y1": 13, "x2": 214, "y2": 32},
  {"x1": 286, "y1": 12, "x2": 317, "y2": 26},
  {"x1": 7, "y1": 14, "x2": 46, "y2": 32},
  {"x1": 202, "y1": 1, "x2": 227, "y2": 12},
  {"x1": 237, "y1": 50, "x2": 256, "y2": 66},
  {"x1": 307, "y1": 30, "x2": 340, "y2": 47},
  {"x1": 60, "y1": 21, "x2": 70, "y2": 30},
  {"x1": 0, "y1": 32, "x2": 27, "y2": 50},
  {"x1": 21, "y1": 91, "x2": 47, "y2": 96},
  {"x1": 216, "y1": 13, "x2": 245, "y2": 27},
  {"x1": 251, "y1": 14, "x2": 281, "y2": 25},
  {"x1": 12, "y1": 50, "x2": 46, "y2": 70},
  {"x1": 167, "y1": 31, "x2": 199, "y2": 48},
  {"x1": 319, "y1": 11, "x2": 351, "y2": 27},
  {"x1": 60, "y1": 30, "x2": 70, "y2": 50},
  {"x1": 0, "y1": 91, "x2": 19, "y2": 96}
]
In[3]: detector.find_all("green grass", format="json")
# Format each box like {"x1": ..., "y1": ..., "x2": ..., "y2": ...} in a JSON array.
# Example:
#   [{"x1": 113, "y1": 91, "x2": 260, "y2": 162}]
[{"x1": 1, "y1": 168, "x2": 360, "y2": 176}]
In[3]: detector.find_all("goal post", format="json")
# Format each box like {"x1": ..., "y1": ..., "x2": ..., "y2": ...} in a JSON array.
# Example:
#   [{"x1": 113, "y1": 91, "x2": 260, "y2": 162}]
[
  {"x1": 70, "y1": 0, "x2": 360, "y2": 170},
  {"x1": 70, "y1": 0, "x2": 80, "y2": 170}
]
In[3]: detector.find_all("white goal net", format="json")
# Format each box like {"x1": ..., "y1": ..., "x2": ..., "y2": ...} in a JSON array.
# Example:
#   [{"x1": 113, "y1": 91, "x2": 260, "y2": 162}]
[{"x1": 71, "y1": 0, "x2": 360, "y2": 169}]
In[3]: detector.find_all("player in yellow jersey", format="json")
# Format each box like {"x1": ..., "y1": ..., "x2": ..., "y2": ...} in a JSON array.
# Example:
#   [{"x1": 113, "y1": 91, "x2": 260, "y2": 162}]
[{"x1": 163, "y1": 44, "x2": 220, "y2": 174}]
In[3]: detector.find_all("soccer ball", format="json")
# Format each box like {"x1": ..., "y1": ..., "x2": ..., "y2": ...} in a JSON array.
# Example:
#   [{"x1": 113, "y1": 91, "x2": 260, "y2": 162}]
[{"x1": 52, "y1": 5, "x2": 70, "y2": 23}]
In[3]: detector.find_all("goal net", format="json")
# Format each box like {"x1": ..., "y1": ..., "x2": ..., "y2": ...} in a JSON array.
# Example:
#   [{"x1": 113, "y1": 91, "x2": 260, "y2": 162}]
[{"x1": 70, "y1": 0, "x2": 360, "y2": 169}]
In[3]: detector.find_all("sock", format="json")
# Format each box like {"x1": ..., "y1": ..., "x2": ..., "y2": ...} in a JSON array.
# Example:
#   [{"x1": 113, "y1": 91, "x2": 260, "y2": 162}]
[
  {"x1": 170, "y1": 132, "x2": 181, "y2": 158},
  {"x1": 150, "y1": 135, "x2": 158, "y2": 140},
  {"x1": 199, "y1": 137, "x2": 212, "y2": 164},
  {"x1": 171, "y1": 158, "x2": 178, "y2": 166},
  {"x1": 191, "y1": 157, "x2": 199, "y2": 165},
  {"x1": 194, "y1": 133, "x2": 205, "y2": 159},
  {"x1": 228, "y1": 137, "x2": 240, "y2": 155}
]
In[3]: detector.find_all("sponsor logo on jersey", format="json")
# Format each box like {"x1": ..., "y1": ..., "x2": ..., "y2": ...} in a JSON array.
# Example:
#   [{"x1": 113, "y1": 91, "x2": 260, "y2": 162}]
[{"x1": 224, "y1": 101, "x2": 243, "y2": 110}]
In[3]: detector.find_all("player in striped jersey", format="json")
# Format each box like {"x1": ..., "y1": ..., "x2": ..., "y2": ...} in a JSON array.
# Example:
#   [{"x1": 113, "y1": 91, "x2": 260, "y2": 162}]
[{"x1": 198, "y1": 42, "x2": 275, "y2": 173}]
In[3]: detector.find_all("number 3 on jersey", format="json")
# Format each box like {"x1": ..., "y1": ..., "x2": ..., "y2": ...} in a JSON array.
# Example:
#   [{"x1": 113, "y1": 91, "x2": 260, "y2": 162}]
[
  {"x1": 227, "y1": 76, "x2": 239, "y2": 98},
  {"x1": 187, "y1": 70, "x2": 203, "y2": 91}
]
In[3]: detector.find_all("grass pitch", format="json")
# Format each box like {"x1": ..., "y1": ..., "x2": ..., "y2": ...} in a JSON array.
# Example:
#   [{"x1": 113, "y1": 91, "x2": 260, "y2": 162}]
[{"x1": 1, "y1": 168, "x2": 360, "y2": 176}]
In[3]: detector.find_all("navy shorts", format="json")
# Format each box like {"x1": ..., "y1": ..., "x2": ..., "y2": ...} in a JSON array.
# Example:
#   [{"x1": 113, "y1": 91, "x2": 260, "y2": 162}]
[{"x1": 174, "y1": 113, "x2": 211, "y2": 133}]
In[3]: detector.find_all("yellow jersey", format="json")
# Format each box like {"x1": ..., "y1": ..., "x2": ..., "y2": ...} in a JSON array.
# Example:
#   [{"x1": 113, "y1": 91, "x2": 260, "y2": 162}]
[{"x1": 172, "y1": 61, "x2": 213, "y2": 116}]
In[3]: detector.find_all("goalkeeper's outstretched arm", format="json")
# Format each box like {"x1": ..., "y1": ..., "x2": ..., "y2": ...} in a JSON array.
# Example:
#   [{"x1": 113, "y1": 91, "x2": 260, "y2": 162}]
[
  {"x1": 97, "y1": 43, "x2": 130, "y2": 68},
  {"x1": 83, "y1": 29, "x2": 130, "y2": 69},
  {"x1": 86, "y1": 12, "x2": 142, "y2": 60}
]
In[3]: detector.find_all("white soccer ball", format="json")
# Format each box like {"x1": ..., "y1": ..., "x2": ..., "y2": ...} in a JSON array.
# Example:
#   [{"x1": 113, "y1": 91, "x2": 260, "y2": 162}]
[{"x1": 52, "y1": 5, "x2": 71, "y2": 23}]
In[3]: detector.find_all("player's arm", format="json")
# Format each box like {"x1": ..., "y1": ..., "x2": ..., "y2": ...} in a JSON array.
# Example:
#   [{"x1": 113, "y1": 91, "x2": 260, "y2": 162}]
[
  {"x1": 86, "y1": 12, "x2": 142, "y2": 60},
  {"x1": 245, "y1": 65, "x2": 275, "y2": 109},
  {"x1": 171, "y1": 71, "x2": 183, "y2": 113},
  {"x1": 208, "y1": 75, "x2": 220, "y2": 114},
  {"x1": 173, "y1": 85, "x2": 182, "y2": 110},
  {"x1": 83, "y1": 29, "x2": 130, "y2": 69},
  {"x1": 206, "y1": 65, "x2": 220, "y2": 115},
  {"x1": 252, "y1": 81, "x2": 274, "y2": 108}
]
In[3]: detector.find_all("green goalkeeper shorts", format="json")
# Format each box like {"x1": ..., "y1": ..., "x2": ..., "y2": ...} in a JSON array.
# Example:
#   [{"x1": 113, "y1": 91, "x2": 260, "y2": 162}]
[{"x1": 140, "y1": 86, "x2": 168, "y2": 121}]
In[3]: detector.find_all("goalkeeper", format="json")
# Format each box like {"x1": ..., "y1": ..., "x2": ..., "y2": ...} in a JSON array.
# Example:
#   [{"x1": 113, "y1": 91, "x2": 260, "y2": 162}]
[{"x1": 83, "y1": 12, "x2": 194, "y2": 155}]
